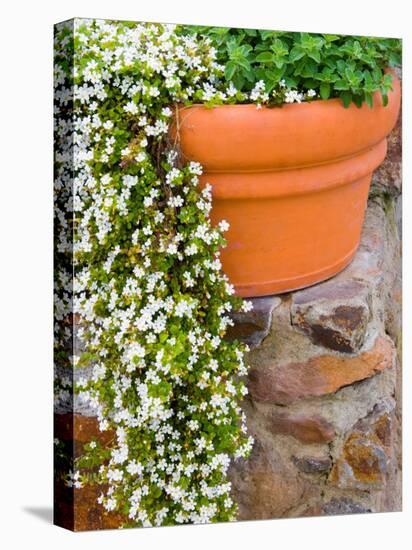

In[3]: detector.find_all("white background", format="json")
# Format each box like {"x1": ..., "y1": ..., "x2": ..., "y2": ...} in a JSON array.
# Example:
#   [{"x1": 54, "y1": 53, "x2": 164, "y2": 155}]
[{"x1": 0, "y1": 0, "x2": 410, "y2": 548}]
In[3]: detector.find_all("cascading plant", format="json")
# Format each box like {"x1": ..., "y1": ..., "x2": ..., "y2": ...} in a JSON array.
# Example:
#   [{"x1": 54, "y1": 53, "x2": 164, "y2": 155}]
[{"x1": 54, "y1": 19, "x2": 257, "y2": 528}]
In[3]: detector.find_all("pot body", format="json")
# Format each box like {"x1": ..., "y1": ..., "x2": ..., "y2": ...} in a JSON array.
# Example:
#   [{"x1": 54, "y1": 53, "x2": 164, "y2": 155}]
[{"x1": 174, "y1": 77, "x2": 401, "y2": 297}]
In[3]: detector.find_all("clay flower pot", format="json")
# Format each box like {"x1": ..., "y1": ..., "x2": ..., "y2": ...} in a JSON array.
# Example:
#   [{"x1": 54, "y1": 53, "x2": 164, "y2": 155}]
[{"x1": 173, "y1": 75, "x2": 401, "y2": 297}]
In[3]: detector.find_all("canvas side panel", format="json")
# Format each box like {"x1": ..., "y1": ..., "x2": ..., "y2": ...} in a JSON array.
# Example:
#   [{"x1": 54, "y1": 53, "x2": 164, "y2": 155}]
[
  {"x1": 53, "y1": 18, "x2": 75, "y2": 532},
  {"x1": 54, "y1": 19, "x2": 125, "y2": 531}
]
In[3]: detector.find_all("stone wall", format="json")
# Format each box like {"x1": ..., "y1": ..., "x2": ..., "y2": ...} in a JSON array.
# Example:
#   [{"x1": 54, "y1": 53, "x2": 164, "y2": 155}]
[
  {"x1": 54, "y1": 109, "x2": 401, "y2": 530},
  {"x1": 228, "y1": 112, "x2": 402, "y2": 519}
]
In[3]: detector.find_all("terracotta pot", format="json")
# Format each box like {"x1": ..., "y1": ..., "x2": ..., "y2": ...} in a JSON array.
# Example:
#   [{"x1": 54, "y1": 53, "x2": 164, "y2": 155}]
[{"x1": 172, "y1": 75, "x2": 401, "y2": 297}]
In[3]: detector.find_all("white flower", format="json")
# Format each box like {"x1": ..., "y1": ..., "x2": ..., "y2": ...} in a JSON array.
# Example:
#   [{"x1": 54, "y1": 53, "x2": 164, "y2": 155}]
[
  {"x1": 92, "y1": 363, "x2": 106, "y2": 381},
  {"x1": 226, "y1": 82, "x2": 238, "y2": 97},
  {"x1": 188, "y1": 161, "x2": 203, "y2": 175},
  {"x1": 167, "y1": 195, "x2": 184, "y2": 208},
  {"x1": 284, "y1": 89, "x2": 304, "y2": 103},
  {"x1": 241, "y1": 300, "x2": 253, "y2": 312},
  {"x1": 148, "y1": 86, "x2": 160, "y2": 97},
  {"x1": 104, "y1": 498, "x2": 117, "y2": 511},
  {"x1": 218, "y1": 219, "x2": 230, "y2": 232},
  {"x1": 183, "y1": 271, "x2": 195, "y2": 288},
  {"x1": 174, "y1": 299, "x2": 196, "y2": 318},
  {"x1": 188, "y1": 419, "x2": 200, "y2": 431},
  {"x1": 166, "y1": 242, "x2": 178, "y2": 255},
  {"x1": 124, "y1": 342, "x2": 146, "y2": 361},
  {"x1": 184, "y1": 243, "x2": 198, "y2": 256},
  {"x1": 126, "y1": 460, "x2": 144, "y2": 476},
  {"x1": 250, "y1": 79, "x2": 266, "y2": 102},
  {"x1": 124, "y1": 100, "x2": 139, "y2": 114},
  {"x1": 103, "y1": 120, "x2": 114, "y2": 130}
]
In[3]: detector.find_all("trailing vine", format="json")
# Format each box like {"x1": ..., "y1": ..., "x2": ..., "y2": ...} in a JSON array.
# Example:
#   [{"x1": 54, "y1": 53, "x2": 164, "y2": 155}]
[{"x1": 54, "y1": 19, "x2": 258, "y2": 527}]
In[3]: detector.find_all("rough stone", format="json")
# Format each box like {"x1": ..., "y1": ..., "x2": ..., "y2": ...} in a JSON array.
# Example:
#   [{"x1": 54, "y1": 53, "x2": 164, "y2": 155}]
[
  {"x1": 226, "y1": 296, "x2": 281, "y2": 348},
  {"x1": 372, "y1": 105, "x2": 402, "y2": 196},
  {"x1": 229, "y1": 439, "x2": 316, "y2": 520},
  {"x1": 54, "y1": 481, "x2": 124, "y2": 531},
  {"x1": 329, "y1": 403, "x2": 394, "y2": 490},
  {"x1": 267, "y1": 412, "x2": 335, "y2": 444},
  {"x1": 247, "y1": 296, "x2": 319, "y2": 369},
  {"x1": 248, "y1": 335, "x2": 395, "y2": 405},
  {"x1": 254, "y1": 372, "x2": 397, "y2": 440},
  {"x1": 54, "y1": 414, "x2": 124, "y2": 530},
  {"x1": 55, "y1": 413, "x2": 113, "y2": 446},
  {"x1": 330, "y1": 432, "x2": 388, "y2": 488},
  {"x1": 321, "y1": 497, "x2": 372, "y2": 516},
  {"x1": 54, "y1": 363, "x2": 98, "y2": 416},
  {"x1": 291, "y1": 280, "x2": 371, "y2": 353},
  {"x1": 334, "y1": 201, "x2": 392, "y2": 288},
  {"x1": 292, "y1": 455, "x2": 332, "y2": 474}
]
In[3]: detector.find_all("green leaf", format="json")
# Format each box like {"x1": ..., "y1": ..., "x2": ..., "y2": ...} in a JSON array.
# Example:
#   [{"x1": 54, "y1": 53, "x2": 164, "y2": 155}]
[
  {"x1": 260, "y1": 30, "x2": 277, "y2": 41},
  {"x1": 264, "y1": 67, "x2": 284, "y2": 84},
  {"x1": 307, "y1": 50, "x2": 321, "y2": 63},
  {"x1": 388, "y1": 50, "x2": 401, "y2": 66},
  {"x1": 353, "y1": 94, "x2": 363, "y2": 108},
  {"x1": 254, "y1": 66, "x2": 267, "y2": 81},
  {"x1": 336, "y1": 60, "x2": 347, "y2": 74},
  {"x1": 271, "y1": 38, "x2": 289, "y2": 57},
  {"x1": 153, "y1": 486, "x2": 162, "y2": 498},
  {"x1": 320, "y1": 82, "x2": 331, "y2": 99},
  {"x1": 344, "y1": 67, "x2": 356, "y2": 82},
  {"x1": 232, "y1": 73, "x2": 245, "y2": 91},
  {"x1": 224, "y1": 61, "x2": 237, "y2": 81},
  {"x1": 340, "y1": 91, "x2": 352, "y2": 108},
  {"x1": 243, "y1": 68, "x2": 256, "y2": 83},
  {"x1": 303, "y1": 78, "x2": 317, "y2": 89},
  {"x1": 323, "y1": 34, "x2": 340, "y2": 42},
  {"x1": 365, "y1": 92, "x2": 373, "y2": 108},
  {"x1": 289, "y1": 46, "x2": 305, "y2": 62},
  {"x1": 283, "y1": 76, "x2": 297, "y2": 88},
  {"x1": 334, "y1": 79, "x2": 350, "y2": 91},
  {"x1": 255, "y1": 51, "x2": 274, "y2": 63},
  {"x1": 226, "y1": 39, "x2": 238, "y2": 55},
  {"x1": 372, "y1": 67, "x2": 382, "y2": 81},
  {"x1": 300, "y1": 60, "x2": 317, "y2": 78},
  {"x1": 236, "y1": 58, "x2": 252, "y2": 72}
]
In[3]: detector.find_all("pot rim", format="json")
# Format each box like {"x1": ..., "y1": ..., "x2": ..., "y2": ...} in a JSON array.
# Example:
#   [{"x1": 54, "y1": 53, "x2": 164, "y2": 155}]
[
  {"x1": 171, "y1": 73, "x2": 401, "y2": 172},
  {"x1": 176, "y1": 93, "x2": 383, "y2": 111}
]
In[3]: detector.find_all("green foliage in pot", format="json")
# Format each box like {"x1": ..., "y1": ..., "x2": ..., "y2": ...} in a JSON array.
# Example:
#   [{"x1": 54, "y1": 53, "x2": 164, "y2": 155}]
[{"x1": 180, "y1": 26, "x2": 401, "y2": 107}]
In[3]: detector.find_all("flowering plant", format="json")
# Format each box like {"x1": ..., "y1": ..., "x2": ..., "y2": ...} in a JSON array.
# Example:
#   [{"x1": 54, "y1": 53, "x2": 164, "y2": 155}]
[{"x1": 54, "y1": 19, "x2": 257, "y2": 528}]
